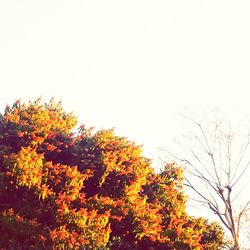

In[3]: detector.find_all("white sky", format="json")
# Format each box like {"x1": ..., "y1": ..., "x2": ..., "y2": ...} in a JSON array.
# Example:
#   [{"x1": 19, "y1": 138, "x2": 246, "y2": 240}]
[
  {"x1": 1, "y1": 2, "x2": 250, "y2": 240},
  {"x1": 1, "y1": 1, "x2": 250, "y2": 166}
]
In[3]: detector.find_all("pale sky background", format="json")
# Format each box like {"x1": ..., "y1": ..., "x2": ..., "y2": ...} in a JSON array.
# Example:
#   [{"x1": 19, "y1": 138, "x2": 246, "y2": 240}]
[
  {"x1": 1, "y1": 0, "x2": 250, "y2": 152},
  {"x1": 1, "y1": 1, "x2": 250, "y2": 227}
]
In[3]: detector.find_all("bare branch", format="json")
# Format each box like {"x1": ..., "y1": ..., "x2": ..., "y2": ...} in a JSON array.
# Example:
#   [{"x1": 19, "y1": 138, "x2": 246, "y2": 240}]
[
  {"x1": 231, "y1": 138, "x2": 250, "y2": 185},
  {"x1": 231, "y1": 160, "x2": 250, "y2": 188},
  {"x1": 185, "y1": 178, "x2": 231, "y2": 232},
  {"x1": 167, "y1": 110, "x2": 250, "y2": 249}
]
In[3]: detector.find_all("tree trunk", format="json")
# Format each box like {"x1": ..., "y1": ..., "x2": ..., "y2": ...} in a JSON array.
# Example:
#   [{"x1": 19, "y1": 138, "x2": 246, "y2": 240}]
[{"x1": 232, "y1": 236, "x2": 240, "y2": 250}]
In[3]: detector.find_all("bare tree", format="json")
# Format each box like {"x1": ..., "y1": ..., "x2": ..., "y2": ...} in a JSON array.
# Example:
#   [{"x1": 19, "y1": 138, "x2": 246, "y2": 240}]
[{"x1": 163, "y1": 110, "x2": 250, "y2": 250}]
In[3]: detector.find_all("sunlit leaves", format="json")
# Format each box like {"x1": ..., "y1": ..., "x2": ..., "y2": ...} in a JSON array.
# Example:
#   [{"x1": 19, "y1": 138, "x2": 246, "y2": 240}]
[
  {"x1": 6, "y1": 146, "x2": 44, "y2": 189},
  {"x1": 0, "y1": 99, "x2": 225, "y2": 249}
]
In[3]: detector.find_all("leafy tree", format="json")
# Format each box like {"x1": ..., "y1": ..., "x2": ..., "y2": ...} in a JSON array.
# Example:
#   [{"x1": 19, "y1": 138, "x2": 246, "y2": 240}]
[{"x1": 0, "y1": 99, "x2": 225, "y2": 249}]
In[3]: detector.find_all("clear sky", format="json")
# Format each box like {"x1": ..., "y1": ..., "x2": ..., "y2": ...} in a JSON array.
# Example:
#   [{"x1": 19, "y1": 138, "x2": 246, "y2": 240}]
[{"x1": 1, "y1": 1, "x2": 250, "y2": 166}]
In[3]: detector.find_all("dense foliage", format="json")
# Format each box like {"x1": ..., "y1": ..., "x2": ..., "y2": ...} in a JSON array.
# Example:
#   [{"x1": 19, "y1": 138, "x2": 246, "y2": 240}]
[{"x1": 0, "y1": 99, "x2": 225, "y2": 249}]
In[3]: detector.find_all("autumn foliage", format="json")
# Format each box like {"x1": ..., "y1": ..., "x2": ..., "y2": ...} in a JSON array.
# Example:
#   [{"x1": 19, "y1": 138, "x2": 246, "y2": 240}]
[{"x1": 0, "y1": 99, "x2": 224, "y2": 249}]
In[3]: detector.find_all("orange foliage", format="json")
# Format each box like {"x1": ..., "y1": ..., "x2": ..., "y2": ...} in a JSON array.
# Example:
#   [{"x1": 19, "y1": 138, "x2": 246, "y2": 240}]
[{"x1": 0, "y1": 99, "x2": 224, "y2": 249}]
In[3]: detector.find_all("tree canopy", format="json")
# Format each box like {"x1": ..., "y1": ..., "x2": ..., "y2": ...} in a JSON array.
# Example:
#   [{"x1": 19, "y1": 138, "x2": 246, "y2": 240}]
[{"x1": 0, "y1": 99, "x2": 225, "y2": 249}]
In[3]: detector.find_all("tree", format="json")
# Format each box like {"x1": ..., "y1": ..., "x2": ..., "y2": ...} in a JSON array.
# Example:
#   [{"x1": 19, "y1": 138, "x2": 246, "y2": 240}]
[
  {"x1": 0, "y1": 99, "x2": 225, "y2": 249},
  {"x1": 165, "y1": 111, "x2": 250, "y2": 250}
]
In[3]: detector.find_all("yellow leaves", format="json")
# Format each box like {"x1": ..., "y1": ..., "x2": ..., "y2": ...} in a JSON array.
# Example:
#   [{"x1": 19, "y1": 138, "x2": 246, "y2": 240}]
[
  {"x1": 0, "y1": 98, "x2": 224, "y2": 249},
  {"x1": 39, "y1": 184, "x2": 53, "y2": 200},
  {"x1": 4, "y1": 99, "x2": 78, "y2": 148},
  {"x1": 53, "y1": 207, "x2": 111, "y2": 248},
  {"x1": 132, "y1": 201, "x2": 163, "y2": 241},
  {"x1": 7, "y1": 112, "x2": 20, "y2": 123},
  {"x1": 92, "y1": 129, "x2": 152, "y2": 197},
  {"x1": 76, "y1": 216, "x2": 87, "y2": 229},
  {"x1": 8, "y1": 146, "x2": 44, "y2": 189}
]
